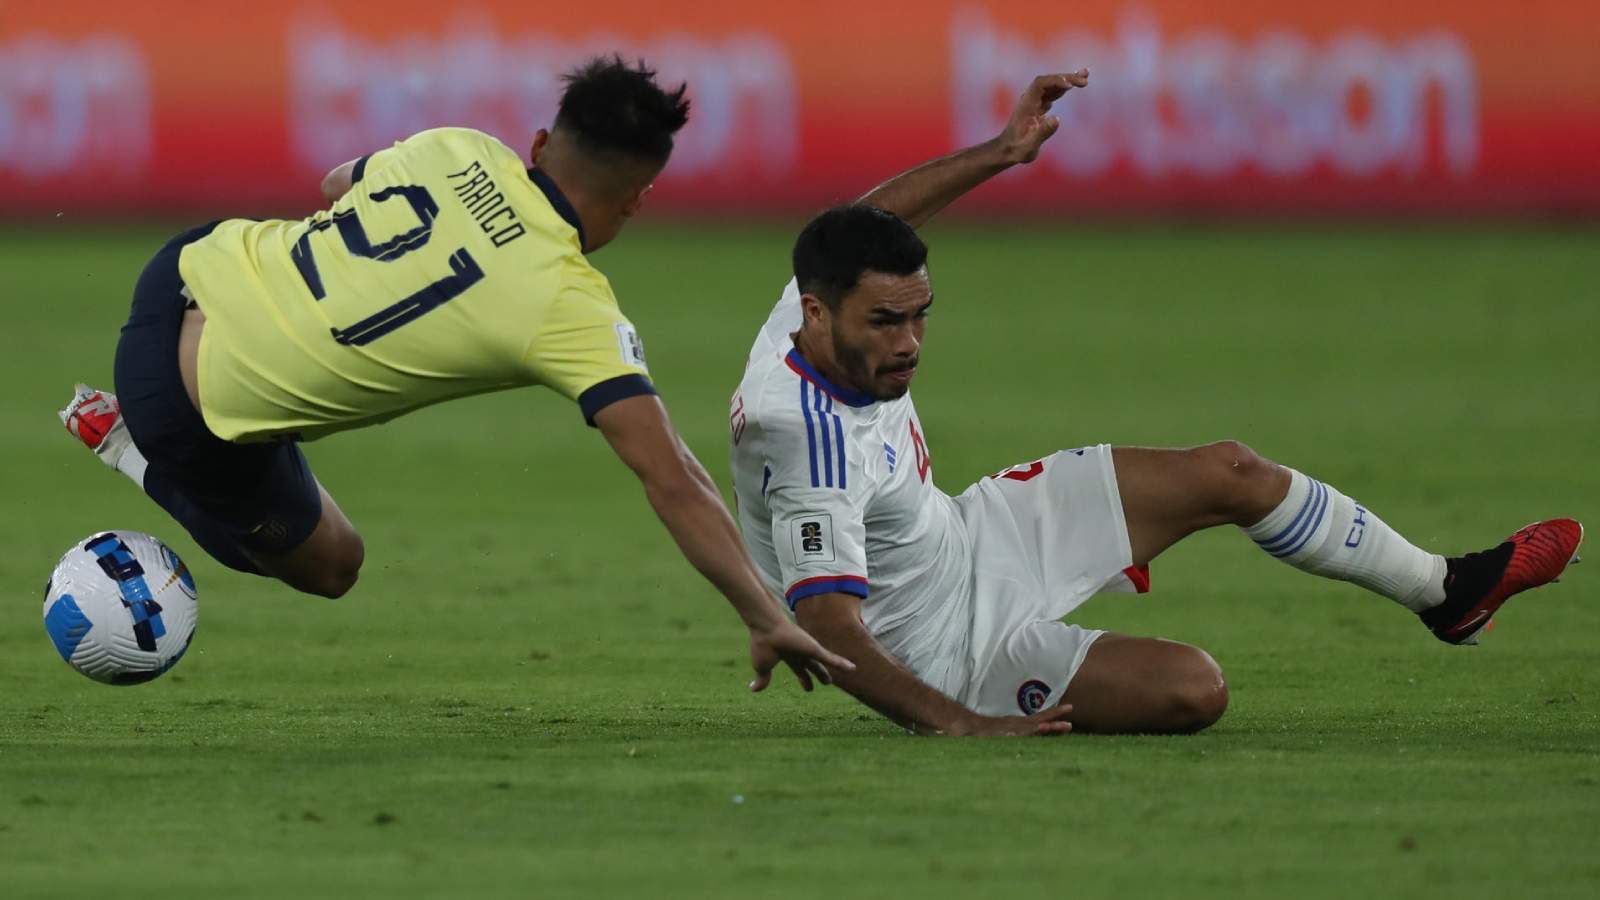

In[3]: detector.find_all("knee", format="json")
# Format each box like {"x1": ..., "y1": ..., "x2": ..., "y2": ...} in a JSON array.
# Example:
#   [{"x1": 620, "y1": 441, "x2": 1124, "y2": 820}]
[
  {"x1": 311, "y1": 566, "x2": 360, "y2": 599},
  {"x1": 325, "y1": 534, "x2": 366, "y2": 598},
  {"x1": 1191, "y1": 439, "x2": 1268, "y2": 478},
  {"x1": 303, "y1": 533, "x2": 365, "y2": 599},
  {"x1": 1189, "y1": 440, "x2": 1283, "y2": 522},
  {"x1": 1165, "y1": 648, "x2": 1229, "y2": 733}
]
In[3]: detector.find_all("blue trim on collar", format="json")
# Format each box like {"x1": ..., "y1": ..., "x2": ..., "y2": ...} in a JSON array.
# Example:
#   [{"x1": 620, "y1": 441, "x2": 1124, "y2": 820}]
[
  {"x1": 785, "y1": 349, "x2": 876, "y2": 408},
  {"x1": 526, "y1": 167, "x2": 587, "y2": 249}
]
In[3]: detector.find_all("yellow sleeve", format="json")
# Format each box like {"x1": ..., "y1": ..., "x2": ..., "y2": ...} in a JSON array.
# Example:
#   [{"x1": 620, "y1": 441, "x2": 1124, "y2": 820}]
[
  {"x1": 354, "y1": 128, "x2": 493, "y2": 185},
  {"x1": 350, "y1": 141, "x2": 404, "y2": 185},
  {"x1": 527, "y1": 283, "x2": 657, "y2": 425}
]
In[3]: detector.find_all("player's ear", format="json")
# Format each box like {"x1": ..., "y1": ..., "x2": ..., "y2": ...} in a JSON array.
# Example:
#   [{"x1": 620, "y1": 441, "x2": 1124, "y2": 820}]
[
  {"x1": 621, "y1": 183, "x2": 652, "y2": 218},
  {"x1": 799, "y1": 294, "x2": 831, "y2": 329},
  {"x1": 528, "y1": 129, "x2": 550, "y2": 165}
]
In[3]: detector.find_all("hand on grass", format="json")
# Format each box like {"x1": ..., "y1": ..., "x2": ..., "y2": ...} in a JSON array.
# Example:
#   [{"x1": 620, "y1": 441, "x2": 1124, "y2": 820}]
[{"x1": 945, "y1": 705, "x2": 1075, "y2": 737}]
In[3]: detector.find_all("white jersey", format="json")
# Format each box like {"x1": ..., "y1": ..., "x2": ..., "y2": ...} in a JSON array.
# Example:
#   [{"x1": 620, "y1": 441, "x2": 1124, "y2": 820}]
[{"x1": 730, "y1": 280, "x2": 975, "y2": 696}]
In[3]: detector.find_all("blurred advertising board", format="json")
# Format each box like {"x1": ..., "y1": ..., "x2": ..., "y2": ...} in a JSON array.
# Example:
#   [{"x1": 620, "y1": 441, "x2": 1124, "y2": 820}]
[{"x1": 2, "y1": 1, "x2": 1596, "y2": 217}]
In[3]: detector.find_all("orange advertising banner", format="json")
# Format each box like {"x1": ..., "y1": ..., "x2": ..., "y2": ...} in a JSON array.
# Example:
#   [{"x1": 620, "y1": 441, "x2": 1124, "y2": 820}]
[{"x1": 2, "y1": 1, "x2": 1597, "y2": 216}]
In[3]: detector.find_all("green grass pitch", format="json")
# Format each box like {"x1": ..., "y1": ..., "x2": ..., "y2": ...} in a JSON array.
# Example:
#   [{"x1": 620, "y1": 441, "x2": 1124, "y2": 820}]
[{"x1": 0, "y1": 221, "x2": 1596, "y2": 899}]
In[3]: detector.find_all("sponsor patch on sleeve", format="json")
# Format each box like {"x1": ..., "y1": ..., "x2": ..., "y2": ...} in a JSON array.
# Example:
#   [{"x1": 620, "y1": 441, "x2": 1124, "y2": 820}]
[
  {"x1": 615, "y1": 323, "x2": 648, "y2": 372},
  {"x1": 789, "y1": 513, "x2": 835, "y2": 563}
]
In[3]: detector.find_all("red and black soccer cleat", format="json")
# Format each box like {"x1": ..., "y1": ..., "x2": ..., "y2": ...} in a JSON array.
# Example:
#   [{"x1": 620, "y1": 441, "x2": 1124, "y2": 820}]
[
  {"x1": 1422, "y1": 519, "x2": 1584, "y2": 645},
  {"x1": 60, "y1": 383, "x2": 130, "y2": 461}
]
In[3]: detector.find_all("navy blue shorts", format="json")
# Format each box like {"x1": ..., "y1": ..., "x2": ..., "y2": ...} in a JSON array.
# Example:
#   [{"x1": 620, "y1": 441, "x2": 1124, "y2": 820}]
[{"x1": 113, "y1": 222, "x2": 323, "y2": 573}]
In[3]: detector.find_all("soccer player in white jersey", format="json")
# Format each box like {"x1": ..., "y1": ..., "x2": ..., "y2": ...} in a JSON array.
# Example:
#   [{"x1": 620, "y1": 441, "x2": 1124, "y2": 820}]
[
  {"x1": 729, "y1": 71, "x2": 1583, "y2": 736},
  {"x1": 59, "y1": 56, "x2": 849, "y2": 693}
]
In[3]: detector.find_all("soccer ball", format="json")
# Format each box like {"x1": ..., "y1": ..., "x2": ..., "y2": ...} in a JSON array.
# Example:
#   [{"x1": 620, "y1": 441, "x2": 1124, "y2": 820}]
[{"x1": 42, "y1": 531, "x2": 198, "y2": 685}]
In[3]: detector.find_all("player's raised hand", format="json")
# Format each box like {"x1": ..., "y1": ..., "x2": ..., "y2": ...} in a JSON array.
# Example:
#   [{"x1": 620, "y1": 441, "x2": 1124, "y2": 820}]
[
  {"x1": 998, "y1": 70, "x2": 1089, "y2": 166},
  {"x1": 748, "y1": 618, "x2": 855, "y2": 693}
]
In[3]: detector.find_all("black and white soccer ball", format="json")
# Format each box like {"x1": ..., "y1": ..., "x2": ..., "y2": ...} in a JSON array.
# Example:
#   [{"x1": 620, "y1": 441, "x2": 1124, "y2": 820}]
[{"x1": 42, "y1": 531, "x2": 198, "y2": 685}]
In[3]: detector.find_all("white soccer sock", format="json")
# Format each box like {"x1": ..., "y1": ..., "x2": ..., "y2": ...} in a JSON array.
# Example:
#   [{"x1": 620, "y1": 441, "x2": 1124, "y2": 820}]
[
  {"x1": 1242, "y1": 469, "x2": 1447, "y2": 613},
  {"x1": 111, "y1": 442, "x2": 149, "y2": 490},
  {"x1": 97, "y1": 417, "x2": 149, "y2": 490}
]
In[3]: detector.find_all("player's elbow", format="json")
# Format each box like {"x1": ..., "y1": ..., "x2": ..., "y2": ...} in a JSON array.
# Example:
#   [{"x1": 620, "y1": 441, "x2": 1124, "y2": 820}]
[
  {"x1": 320, "y1": 162, "x2": 356, "y2": 205},
  {"x1": 320, "y1": 178, "x2": 347, "y2": 206}
]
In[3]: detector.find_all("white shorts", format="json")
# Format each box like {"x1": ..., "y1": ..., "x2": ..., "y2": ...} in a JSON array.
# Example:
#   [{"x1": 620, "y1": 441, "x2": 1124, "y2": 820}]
[{"x1": 949, "y1": 444, "x2": 1146, "y2": 717}]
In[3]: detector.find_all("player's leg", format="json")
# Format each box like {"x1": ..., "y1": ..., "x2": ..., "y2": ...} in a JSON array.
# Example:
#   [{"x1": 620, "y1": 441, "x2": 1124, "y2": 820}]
[
  {"x1": 60, "y1": 383, "x2": 148, "y2": 486},
  {"x1": 172, "y1": 304, "x2": 365, "y2": 597},
  {"x1": 1055, "y1": 633, "x2": 1227, "y2": 734},
  {"x1": 127, "y1": 434, "x2": 364, "y2": 598},
  {"x1": 76, "y1": 219, "x2": 365, "y2": 598},
  {"x1": 1111, "y1": 441, "x2": 1289, "y2": 567},
  {"x1": 965, "y1": 618, "x2": 1226, "y2": 735},
  {"x1": 248, "y1": 480, "x2": 364, "y2": 598},
  {"x1": 1112, "y1": 441, "x2": 1583, "y2": 643},
  {"x1": 960, "y1": 458, "x2": 1226, "y2": 733},
  {"x1": 65, "y1": 382, "x2": 363, "y2": 596},
  {"x1": 61, "y1": 224, "x2": 227, "y2": 490}
]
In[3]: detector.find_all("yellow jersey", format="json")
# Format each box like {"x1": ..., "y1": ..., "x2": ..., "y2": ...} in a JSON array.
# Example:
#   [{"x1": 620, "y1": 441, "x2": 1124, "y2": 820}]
[{"x1": 180, "y1": 127, "x2": 654, "y2": 443}]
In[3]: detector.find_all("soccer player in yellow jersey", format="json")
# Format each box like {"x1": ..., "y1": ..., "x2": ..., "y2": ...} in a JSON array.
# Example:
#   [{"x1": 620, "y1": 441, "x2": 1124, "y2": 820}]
[{"x1": 60, "y1": 55, "x2": 850, "y2": 692}]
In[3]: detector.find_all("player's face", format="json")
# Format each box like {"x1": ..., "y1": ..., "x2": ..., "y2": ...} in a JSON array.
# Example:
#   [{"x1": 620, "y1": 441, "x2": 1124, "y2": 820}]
[{"x1": 828, "y1": 268, "x2": 932, "y2": 401}]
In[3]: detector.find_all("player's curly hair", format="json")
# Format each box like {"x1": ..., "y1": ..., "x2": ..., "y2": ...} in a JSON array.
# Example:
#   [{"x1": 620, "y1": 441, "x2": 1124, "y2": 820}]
[
  {"x1": 555, "y1": 55, "x2": 691, "y2": 166},
  {"x1": 793, "y1": 205, "x2": 929, "y2": 309}
]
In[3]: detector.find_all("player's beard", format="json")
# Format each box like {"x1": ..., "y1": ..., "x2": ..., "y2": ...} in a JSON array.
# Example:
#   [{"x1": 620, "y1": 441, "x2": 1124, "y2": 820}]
[{"x1": 833, "y1": 331, "x2": 917, "y2": 401}]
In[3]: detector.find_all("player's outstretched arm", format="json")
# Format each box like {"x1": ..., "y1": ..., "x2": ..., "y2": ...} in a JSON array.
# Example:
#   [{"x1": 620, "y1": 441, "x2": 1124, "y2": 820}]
[
  {"x1": 795, "y1": 592, "x2": 1074, "y2": 737},
  {"x1": 858, "y1": 70, "x2": 1088, "y2": 229},
  {"x1": 593, "y1": 395, "x2": 854, "y2": 692}
]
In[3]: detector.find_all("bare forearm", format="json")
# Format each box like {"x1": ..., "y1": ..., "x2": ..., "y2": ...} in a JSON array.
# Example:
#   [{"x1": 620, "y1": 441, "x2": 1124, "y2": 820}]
[
  {"x1": 801, "y1": 616, "x2": 977, "y2": 735},
  {"x1": 643, "y1": 463, "x2": 786, "y2": 631},
  {"x1": 857, "y1": 139, "x2": 1013, "y2": 229},
  {"x1": 859, "y1": 71, "x2": 1087, "y2": 230},
  {"x1": 594, "y1": 395, "x2": 785, "y2": 630},
  {"x1": 592, "y1": 394, "x2": 854, "y2": 691}
]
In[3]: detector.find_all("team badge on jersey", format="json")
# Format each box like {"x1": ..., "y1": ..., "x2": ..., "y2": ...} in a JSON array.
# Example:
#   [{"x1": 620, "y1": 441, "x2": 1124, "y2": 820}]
[
  {"x1": 789, "y1": 514, "x2": 836, "y2": 562},
  {"x1": 1017, "y1": 679, "x2": 1052, "y2": 714},
  {"x1": 614, "y1": 323, "x2": 648, "y2": 372}
]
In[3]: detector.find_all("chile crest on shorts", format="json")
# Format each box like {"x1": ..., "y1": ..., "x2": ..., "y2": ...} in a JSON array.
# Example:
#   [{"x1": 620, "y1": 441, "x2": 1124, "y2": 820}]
[{"x1": 1017, "y1": 679, "x2": 1052, "y2": 714}]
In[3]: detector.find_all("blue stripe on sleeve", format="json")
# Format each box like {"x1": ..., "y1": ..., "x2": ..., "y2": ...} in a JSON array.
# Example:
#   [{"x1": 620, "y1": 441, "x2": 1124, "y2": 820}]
[
  {"x1": 815, "y1": 386, "x2": 834, "y2": 487},
  {"x1": 831, "y1": 398, "x2": 847, "y2": 489},
  {"x1": 351, "y1": 154, "x2": 372, "y2": 184},
  {"x1": 785, "y1": 576, "x2": 871, "y2": 610},
  {"x1": 800, "y1": 381, "x2": 819, "y2": 487}
]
